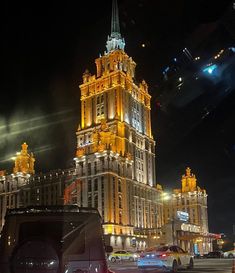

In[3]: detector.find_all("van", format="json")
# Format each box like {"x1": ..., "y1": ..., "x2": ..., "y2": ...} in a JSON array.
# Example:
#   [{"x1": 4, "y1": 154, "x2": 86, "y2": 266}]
[{"x1": 0, "y1": 205, "x2": 112, "y2": 273}]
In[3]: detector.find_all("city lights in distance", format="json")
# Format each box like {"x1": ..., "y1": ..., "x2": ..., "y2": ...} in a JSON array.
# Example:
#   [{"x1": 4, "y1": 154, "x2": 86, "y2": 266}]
[{"x1": 203, "y1": 64, "x2": 217, "y2": 75}]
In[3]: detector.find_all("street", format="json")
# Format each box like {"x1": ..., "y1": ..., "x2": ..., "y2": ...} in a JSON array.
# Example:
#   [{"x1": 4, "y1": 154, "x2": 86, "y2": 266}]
[{"x1": 109, "y1": 258, "x2": 234, "y2": 273}]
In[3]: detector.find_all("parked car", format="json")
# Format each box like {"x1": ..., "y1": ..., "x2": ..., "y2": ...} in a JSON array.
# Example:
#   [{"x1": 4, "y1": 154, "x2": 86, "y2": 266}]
[
  {"x1": 108, "y1": 250, "x2": 138, "y2": 262},
  {"x1": 204, "y1": 251, "x2": 224, "y2": 258},
  {"x1": 137, "y1": 245, "x2": 194, "y2": 272},
  {"x1": 0, "y1": 205, "x2": 113, "y2": 273},
  {"x1": 223, "y1": 249, "x2": 235, "y2": 258}
]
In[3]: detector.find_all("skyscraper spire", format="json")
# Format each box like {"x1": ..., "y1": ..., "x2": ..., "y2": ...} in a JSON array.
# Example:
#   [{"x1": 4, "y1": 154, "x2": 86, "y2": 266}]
[
  {"x1": 111, "y1": 0, "x2": 120, "y2": 35},
  {"x1": 106, "y1": 0, "x2": 125, "y2": 53}
]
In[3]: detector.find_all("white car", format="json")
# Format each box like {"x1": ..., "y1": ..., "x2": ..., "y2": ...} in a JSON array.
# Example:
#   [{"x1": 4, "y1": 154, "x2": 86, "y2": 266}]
[
  {"x1": 137, "y1": 245, "x2": 194, "y2": 272},
  {"x1": 223, "y1": 249, "x2": 235, "y2": 258}
]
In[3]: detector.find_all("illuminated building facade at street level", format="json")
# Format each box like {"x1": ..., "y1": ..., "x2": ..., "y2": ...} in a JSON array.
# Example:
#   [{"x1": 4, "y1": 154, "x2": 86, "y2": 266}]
[
  {"x1": 73, "y1": 0, "x2": 163, "y2": 250},
  {"x1": 162, "y1": 167, "x2": 212, "y2": 255},
  {"x1": 0, "y1": 143, "x2": 35, "y2": 228},
  {"x1": 0, "y1": 143, "x2": 74, "y2": 229},
  {"x1": 0, "y1": 140, "x2": 163, "y2": 252}
]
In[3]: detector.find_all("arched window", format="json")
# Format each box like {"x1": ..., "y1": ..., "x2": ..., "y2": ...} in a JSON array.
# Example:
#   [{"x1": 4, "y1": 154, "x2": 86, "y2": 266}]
[{"x1": 101, "y1": 105, "x2": 104, "y2": 115}]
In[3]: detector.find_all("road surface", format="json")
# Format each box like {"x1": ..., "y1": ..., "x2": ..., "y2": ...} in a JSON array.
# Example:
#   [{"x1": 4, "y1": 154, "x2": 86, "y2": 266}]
[{"x1": 109, "y1": 258, "x2": 234, "y2": 273}]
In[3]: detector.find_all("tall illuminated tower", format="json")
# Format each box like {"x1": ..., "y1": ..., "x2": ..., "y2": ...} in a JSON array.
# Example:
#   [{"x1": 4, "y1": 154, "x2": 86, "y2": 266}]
[{"x1": 74, "y1": 0, "x2": 162, "y2": 250}]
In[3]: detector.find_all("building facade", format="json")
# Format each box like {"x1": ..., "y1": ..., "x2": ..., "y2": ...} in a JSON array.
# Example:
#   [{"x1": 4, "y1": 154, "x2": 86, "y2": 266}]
[
  {"x1": 0, "y1": 1, "x2": 213, "y2": 254},
  {"x1": 0, "y1": 143, "x2": 35, "y2": 228},
  {"x1": 0, "y1": 142, "x2": 74, "y2": 229},
  {"x1": 162, "y1": 167, "x2": 212, "y2": 254},
  {"x1": 73, "y1": 0, "x2": 163, "y2": 250},
  {"x1": 0, "y1": 1, "x2": 164, "y2": 251}
]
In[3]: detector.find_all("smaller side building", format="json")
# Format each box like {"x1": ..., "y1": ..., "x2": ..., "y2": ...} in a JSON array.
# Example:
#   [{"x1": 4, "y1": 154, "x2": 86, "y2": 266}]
[
  {"x1": 162, "y1": 167, "x2": 213, "y2": 255},
  {"x1": 0, "y1": 143, "x2": 164, "y2": 253},
  {"x1": 0, "y1": 143, "x2": 35, "y2": 228},
  {"x1": 0, "y1": 143, "x2": 73, "y2": 230}
]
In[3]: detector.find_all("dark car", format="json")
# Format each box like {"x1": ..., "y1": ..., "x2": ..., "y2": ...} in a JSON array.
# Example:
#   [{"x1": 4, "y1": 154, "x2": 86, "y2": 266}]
[
  {"x1": 204, "y1": 251, "x2": 224, "y2": 258},
  {"x1": 194, "y1": 253, "x2": 204, "y2": 259},
  {"x1": 0, "y1": 205, "x2": 112, "y2": 273}
]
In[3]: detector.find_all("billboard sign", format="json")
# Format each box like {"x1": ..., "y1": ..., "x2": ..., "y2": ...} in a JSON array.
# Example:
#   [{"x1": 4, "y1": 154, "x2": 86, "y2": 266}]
[{"x1": 177, "y1": 211, "x2": 189, "y2": 222}]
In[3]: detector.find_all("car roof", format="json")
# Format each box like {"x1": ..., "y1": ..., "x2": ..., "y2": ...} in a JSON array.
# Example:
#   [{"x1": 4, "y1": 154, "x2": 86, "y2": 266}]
[{"x1": 6, "y1": 206, "x2": 100, "y2": 216}]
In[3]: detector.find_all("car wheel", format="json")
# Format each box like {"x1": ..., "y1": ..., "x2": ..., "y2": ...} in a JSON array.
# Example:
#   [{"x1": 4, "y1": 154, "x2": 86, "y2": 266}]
[
  {"x1": 187, "y1": 258, "x2": 194, "y2": 269},
  {"x1": 171, "y1": 260, "x2": 178, "y2": 273},
  {"x1": 129, "y1": 257, "x2": 134, "y2": 262},
  {"x1": 228, "y1": 253, "x2": 234, "y2": 258},
  {"x1": 111, "y1": 257, "x2": 116, "y2": 262}
]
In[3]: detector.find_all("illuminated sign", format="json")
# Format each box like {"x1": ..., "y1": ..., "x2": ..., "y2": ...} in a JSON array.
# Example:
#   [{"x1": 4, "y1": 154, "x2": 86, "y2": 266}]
[
  {"x1": 177, "y1": 211, "x2": 189, "y2": 222},
  {"x1": 181, "y1": 223, "x2": 200, "y2": 233}
]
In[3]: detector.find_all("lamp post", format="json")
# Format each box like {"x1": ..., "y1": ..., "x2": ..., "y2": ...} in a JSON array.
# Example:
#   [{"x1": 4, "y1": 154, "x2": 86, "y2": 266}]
[{"x1": 162, "y1": 192, "x2": 176, "y2": 245}]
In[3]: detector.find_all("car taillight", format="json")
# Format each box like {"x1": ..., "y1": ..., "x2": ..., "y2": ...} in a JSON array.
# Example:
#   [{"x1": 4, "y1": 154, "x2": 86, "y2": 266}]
[{"x1": 159, "y1": 253, "x2": 169, "y2": 258}]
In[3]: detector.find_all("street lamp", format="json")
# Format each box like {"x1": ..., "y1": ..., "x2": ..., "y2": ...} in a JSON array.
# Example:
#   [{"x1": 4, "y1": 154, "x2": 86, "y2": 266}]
[{"x1": 162, "y1": 192, "x2": 177, "y2": 245}]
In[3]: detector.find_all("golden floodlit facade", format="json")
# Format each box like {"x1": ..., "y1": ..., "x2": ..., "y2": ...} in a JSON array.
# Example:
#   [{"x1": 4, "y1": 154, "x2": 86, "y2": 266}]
[
  {"x1": 0, "y1": 0, "x2": 213, "y2": 255},
  {"x1": 162, "y1": 167, "x2": 212, "y2": 254},
  {"x1": 73, "y1": 0, "x2": 163, "y2": 250},
  {"x1": 0, "y1": 143, "x2": 35, "y2": 228}
]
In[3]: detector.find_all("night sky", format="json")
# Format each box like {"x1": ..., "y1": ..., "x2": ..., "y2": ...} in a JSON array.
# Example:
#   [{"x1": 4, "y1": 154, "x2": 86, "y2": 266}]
[{"x1": 2, "y1": 0, "x2": 234, "y2": 241}]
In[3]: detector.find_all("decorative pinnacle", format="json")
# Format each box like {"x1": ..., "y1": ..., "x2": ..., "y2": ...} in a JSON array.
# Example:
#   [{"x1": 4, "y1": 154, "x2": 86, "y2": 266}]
[
  {"x1": 111, "y1": 0, "x2": 120, "y2": 36},
  {"x1": 186, "y1": 167, "x2": 191, "y2": 176}
]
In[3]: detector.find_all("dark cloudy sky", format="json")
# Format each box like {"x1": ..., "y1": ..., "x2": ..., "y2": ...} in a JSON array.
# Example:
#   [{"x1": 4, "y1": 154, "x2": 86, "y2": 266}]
[{"x1": 2, "y1": 0, "x2": 235, "y2": 240}]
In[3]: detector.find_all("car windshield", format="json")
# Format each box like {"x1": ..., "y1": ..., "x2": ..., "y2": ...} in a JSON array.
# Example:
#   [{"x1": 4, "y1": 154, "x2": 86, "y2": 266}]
[{"x1": 19, "y1": 221, "x2": 85, "y2": 254}]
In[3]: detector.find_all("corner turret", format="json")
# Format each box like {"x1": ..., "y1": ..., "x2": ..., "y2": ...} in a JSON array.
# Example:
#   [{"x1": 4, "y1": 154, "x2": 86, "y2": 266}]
[{"x1": 13, "y1": 142, "x2": 35, "y2": 176}]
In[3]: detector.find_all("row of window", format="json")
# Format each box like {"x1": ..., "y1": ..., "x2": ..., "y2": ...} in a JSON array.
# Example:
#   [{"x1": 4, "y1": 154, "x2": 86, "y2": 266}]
[
  {"x1": 133, "y1": 187, "x2": 159, "y2": 200},
  {"x1": 136, "y1": 149, "x2": 144, "y2": 159},
  {"x1": 85, "y1": 161, "x2": 130, "y2": 176}
]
